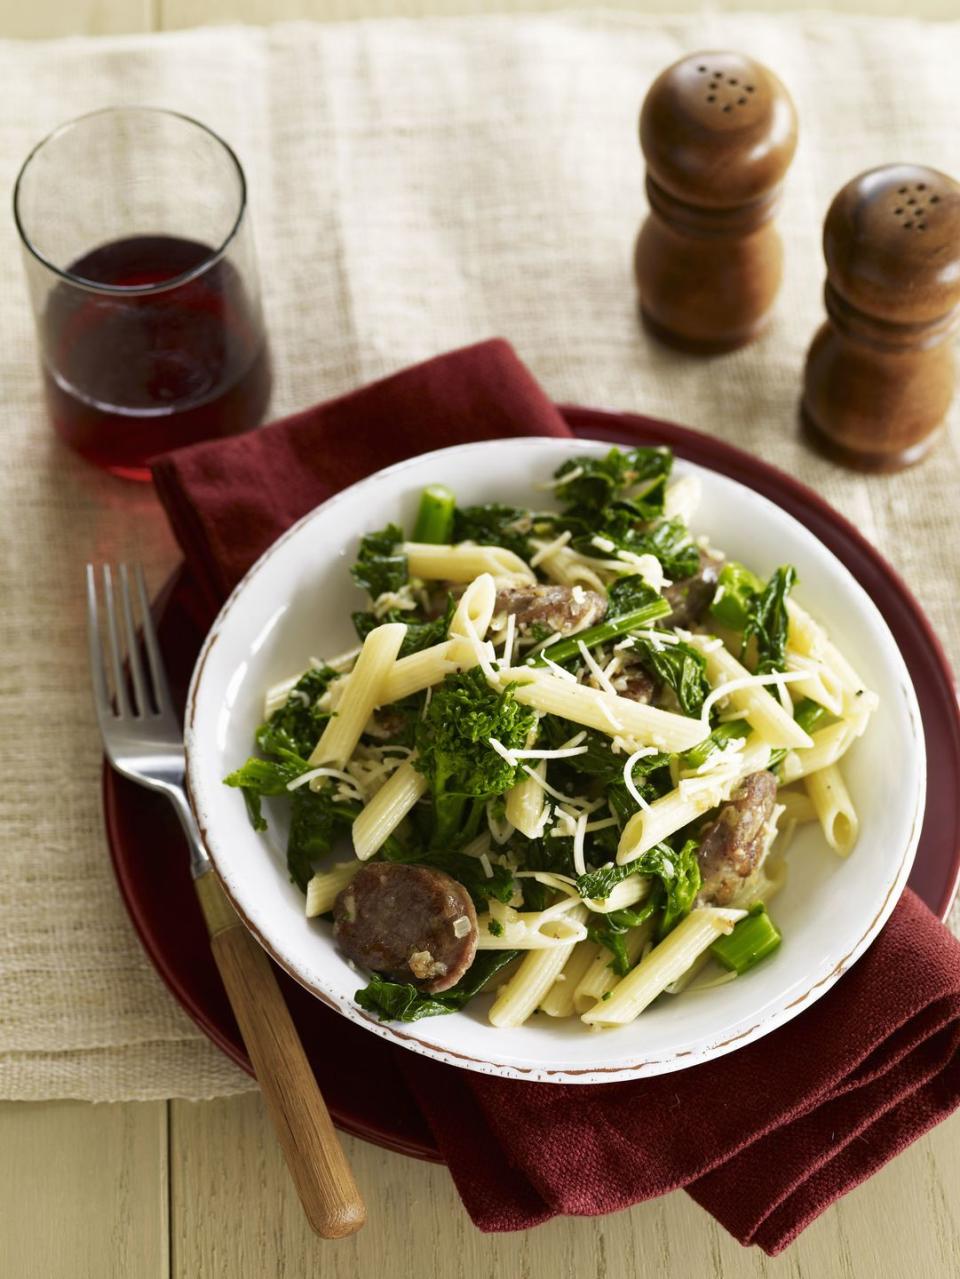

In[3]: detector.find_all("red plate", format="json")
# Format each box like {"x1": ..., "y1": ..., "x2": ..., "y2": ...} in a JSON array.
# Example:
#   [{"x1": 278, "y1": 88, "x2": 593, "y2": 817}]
[{"x1": 104, "y1": 407, "x2": 960, "y2": 1164}]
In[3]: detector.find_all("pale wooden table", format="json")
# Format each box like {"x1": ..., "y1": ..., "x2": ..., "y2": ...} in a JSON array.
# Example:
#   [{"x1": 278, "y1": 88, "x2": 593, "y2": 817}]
[{"x1": 4, "y1": 3, "x2": 960, "y2": 1276}]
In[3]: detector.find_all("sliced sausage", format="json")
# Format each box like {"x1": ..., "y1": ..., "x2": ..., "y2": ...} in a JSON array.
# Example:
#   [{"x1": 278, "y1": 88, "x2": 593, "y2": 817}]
[
  {"x1": 616, "y1": 666, "x2": 657, "y2": 704},
  {"x1": 333, "y1": 862, "x2": 478, "y2": 993},
  {"x1": 663, "y1": 548, "x2": 724, "y2": 629},
  {"x1": 494, "y1": 584, "x2": 606, "y2": 636},
  {"x1": 696, "y1": 770, "x2": 778, "y2": 906}
]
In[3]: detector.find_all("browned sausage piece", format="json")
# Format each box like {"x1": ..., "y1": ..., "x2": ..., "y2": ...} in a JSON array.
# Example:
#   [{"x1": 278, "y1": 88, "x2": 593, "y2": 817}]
[
  {"x1": 494, "y1": 584, "x2": 606, "y2": 636},
  {"x1": 663, "y1": 548, "x2": 724, "y2": 629},
  {"x1": 696, "y1": 770, "x2": 778, "y2": 906},
  {"x1": 333, "y1": 862, "x2": 478, "y2": 993},
  {"x1": 616, "y1": 666, "x2": 657, "y2": 704}
]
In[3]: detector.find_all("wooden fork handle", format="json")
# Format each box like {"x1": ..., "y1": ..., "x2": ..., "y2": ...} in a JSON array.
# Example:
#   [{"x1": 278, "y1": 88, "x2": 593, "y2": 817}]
[{"x1": 194, "y1": 869, "x2": 366, "y2": 1238}]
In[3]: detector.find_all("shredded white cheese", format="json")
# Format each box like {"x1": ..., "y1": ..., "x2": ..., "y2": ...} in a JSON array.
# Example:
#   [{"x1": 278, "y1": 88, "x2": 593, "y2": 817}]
[
  {"x1": 501, "y1": 611, "x2": 516, "y2": 669},
  {"x1": 529, "y1": 529, "x2": 572, "y2": 568},
  {"x1": 542, "y1": 656, "x2": 578, "y2": 683},
  {"x1": 572, "y1": 813, "x2": 588, "y2": 877},
  {"x1": 622, "y1": 750, "x2": 654, "y2": 813},
  {"x1": 699, "y1": 669, "x2": 807, "y2": 726},
  {"x1": 578, "y1": 640, "x2": 617, "y2": 695}
]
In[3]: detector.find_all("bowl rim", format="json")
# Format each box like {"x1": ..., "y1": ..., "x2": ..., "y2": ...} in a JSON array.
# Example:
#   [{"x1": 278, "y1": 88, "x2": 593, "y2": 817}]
[{"x1": 184, "y1": 435, "x2": 926, "y2": 1084}]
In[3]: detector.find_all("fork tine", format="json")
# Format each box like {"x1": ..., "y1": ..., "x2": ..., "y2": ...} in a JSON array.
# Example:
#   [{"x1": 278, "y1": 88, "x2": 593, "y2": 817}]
[
  {"x1": 118, "y1": 563, "x2": 148, "y2": 718},
  {"x1": 134, "y1": 564, "x2": 173, "y2": 714},
  {"x1": 85, "y1": 564, "x2": 111, "y2": 724},
  {"x1": 102, "y1": 565, "x2": 131, "y2": 718}
]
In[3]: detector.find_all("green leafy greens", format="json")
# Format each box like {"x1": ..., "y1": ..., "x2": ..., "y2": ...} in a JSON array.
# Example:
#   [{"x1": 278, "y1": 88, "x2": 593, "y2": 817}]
[
  {"x1": 554, "y1": 446, "x2": 672, "y2": 520},
  {"x1": 743, "y1": 566, "x2": 798, "y2": 675},
  {"x1": 413, "y1": 668, "x2": 537, "y2": 848},
  {"x1": 351, "y1": 523, "x2": 408, "y2": 599},
  {"x1": 355, "y1": 951, "x2": 519, "y2": 1022},
  {"x1": 628, "y1": 634, "x2": 709, "y2": 717}
]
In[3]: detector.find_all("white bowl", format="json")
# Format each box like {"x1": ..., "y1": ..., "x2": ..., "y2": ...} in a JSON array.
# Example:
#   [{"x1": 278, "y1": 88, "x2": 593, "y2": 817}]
[{"x1": 185, "y1": 437, "x2": 925, "y2": 1084}]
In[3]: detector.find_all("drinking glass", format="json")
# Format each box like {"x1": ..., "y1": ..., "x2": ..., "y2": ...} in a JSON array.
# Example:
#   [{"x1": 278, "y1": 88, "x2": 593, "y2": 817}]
[{"x1": 14, "y1": 107, "x2": 271, "y2": 480}]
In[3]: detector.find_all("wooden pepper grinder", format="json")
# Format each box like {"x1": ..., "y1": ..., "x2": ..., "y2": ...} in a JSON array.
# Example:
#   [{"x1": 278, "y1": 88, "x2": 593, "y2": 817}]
[
  {"x1": 635, "y1": 52, "x2": 798, "y2": 353},
  {"x1": 802, "y1": 164, "x2": 960, "y2": 470}
]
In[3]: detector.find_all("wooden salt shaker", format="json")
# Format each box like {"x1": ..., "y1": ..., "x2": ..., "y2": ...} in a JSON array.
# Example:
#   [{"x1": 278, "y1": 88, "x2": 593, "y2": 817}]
[
  {"x1": 635, "y1": 52, "x2": 798, "y2": 353},
  {"x1": 802, "y1": 164, "x2": 960, "y2": 470}
]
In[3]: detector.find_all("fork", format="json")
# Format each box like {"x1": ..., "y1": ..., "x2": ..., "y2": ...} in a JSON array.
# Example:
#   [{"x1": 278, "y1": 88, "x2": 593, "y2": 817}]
[{"x1": 86, "y1": 563, "x2": 366, "y2": 1239}]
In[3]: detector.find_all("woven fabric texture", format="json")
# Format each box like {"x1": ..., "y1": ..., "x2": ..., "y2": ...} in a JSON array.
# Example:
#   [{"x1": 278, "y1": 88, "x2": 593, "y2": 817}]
[{"x1": 0, "y1": 11, "x2": 957, "y2": 1101}]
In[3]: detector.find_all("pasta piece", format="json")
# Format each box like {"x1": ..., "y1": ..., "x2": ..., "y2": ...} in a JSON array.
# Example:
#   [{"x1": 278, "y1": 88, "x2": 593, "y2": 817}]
[
  {"x1": 380, "y1": 640, "x2": 459, "y2": 704},
  {"x1": 539, "y1": 942, "x2": 598, "y2": 1018},
  {"x1": 784, "y1": 651, "x2": 845, "y2": 717},
  {"x1": 305, "y1": 862, "x2": 360, "y2": 917},
  {"x1": 779, "y1": 720, "x2": 857, "y2": 785},
  {"x1": 475, "y1": 898, "x2": 589, "y2": 949},
  {"x1": 581, "y1": 908, "x2": 745, "y2": 1026},
  {"x1": 403, "y1": 543, "x2": 535, "y2": 584},
  {"x1": 352, "y1": 762, "x2": 428, "y2": 860},
  {"x1": 532, "y1": 542, "x2": 606, "y2": 593},
  {"x1": 787, "y1": 600, "x2": 878, "y2": 721},
  {"x1": 449, "y1": 573, "x2": 496, "y2": 639},
  {"x1": 488, "y1": 907, "x2": 589, "y2": 1027},
  {"x1": 308, "y1": 623, "x2": 406, "y2": 767},
  {"x1": 581, "y1": 873, "x2": 651, "y2": 915},
  {"x1": 502, "y1": 666, "x2": 706, "y2": 752},
  {"x1": 663, "y1": 473, "x2": 702, "y2": 525},
  {"x1": 617, "y1": 736, "x2": 772, "y2": 864},
  {"x1": 804, "y1": 764, "x2": 859, "y2": 856},
  {"x1": 505, "y1": 763, "x2": 547, "y2": 839},
  {"x1": 686, "y1": 636, "x2": 813, "y2": 750},
  {"x1": 573, "y1": 922, "x2": 654, "y2": 1014},
  {"x1": 776, "y1": 788, "x2": 817, "y2": 825}
]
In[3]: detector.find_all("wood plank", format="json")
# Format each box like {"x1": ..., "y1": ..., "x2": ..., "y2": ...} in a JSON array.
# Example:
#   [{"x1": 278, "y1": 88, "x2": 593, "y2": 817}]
[
  {"x1": 158, "y1": 0, "x2": 960, "y2": 31},
  {"x1": 171, "y1": 1093, "x2": 960, "y2": 1278},
  {"x1": 0, "y1": 1100, "x2": 168, "y2": 1279},
  {"x1": 0, "y1": 0, "x2": 153, "y2": 38}
]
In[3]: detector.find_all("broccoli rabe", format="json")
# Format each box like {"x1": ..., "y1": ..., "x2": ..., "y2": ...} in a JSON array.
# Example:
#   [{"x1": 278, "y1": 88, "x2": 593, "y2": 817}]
[
  {"x1": 413, "y1": 668, "x2": 537, "y2": 848},
  {"x1": 553, "y1": 446, "x2": 672, "y2": 520},
  {"x1": 351, "y1": 523, "x2": 408, "y2": 599}
]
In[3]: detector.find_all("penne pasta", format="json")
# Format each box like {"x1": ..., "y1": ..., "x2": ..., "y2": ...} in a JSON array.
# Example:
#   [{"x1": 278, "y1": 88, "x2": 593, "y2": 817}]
[
  {"x1": 784, "y1": 651, "x2": 845, "y2": 717},
  {"x1": 618, "y1": 736, "x2": 771, "y2": 863},
  {"x1": 488, "y1": 907, "x2": 589, "y2": 1026},
  {"x1": 663, "y1": 473, "x2": 702, "y2": 526},
  {"x1": 804, "y1": 764, "x2": 859, "y2": 856},
  {"x1": 539, "y1": 941, "x2": 599, "y2": 1018},
  {"x1": 581, "y1": 873, "x2": 651, "y2": 915},
  {"x1": 352, "y1": 761, "x2": 428, "y2": 860},
  {"x1": 779, "y1": 720, "x2": 857, "y2": 785},
  {"x1": 403, "y1": 542, "x2": 535, "y2": 584},
  {"x1": 309, "y1": 623, "x2": 407, "y2": 767},
  {"x1": 475, "y1": 898, "x2": 589, "y2": 949},
  {"x1": 505, "y1": 763, "x2": 547, "y2": 839},
  {"x1": 776, "y1": 788, "x2": 817, "y2": 825},
  {"x1": 380, "y1": 640, "x2": 459, "y2": 704},
  {"x1": 573, "y1": 922, "x2": 654, "y2": 1014},
  {"x1": 502, "y1": 665, "x2": 706, "y2": 752},
  {"x1": 581, "y1": 908, "x2": 745, "y2": 1026},
  {"x1": 305, "y1": 862, "x2": 361, "y2": 917},
  {"x1": 686, "y1": 636, "x2": 813, "y2": 750},
  {"x1": 450, "y1": 573, "x2": 497, "y2": 639},
  {"x1": 532, "y1": 541, "x2": 607, "y2": 593}
]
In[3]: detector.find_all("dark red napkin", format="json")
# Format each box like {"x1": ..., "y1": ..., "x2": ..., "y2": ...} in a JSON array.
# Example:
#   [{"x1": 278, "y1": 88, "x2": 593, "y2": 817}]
[{"x1": 153, "y1": 339, "x2": 960, "y2": 1254}]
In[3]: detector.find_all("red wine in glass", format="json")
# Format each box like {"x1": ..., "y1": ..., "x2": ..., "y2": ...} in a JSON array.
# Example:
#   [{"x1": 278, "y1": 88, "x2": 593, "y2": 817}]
[{"x1": 42, "y1": 235, "x2": 271, "y2": 480}]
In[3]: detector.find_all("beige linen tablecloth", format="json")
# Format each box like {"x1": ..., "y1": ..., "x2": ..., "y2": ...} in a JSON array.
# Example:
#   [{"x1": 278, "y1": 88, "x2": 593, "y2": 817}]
[{"x1": 1, "y1": 12, "x2": 957, "y2": 1102}]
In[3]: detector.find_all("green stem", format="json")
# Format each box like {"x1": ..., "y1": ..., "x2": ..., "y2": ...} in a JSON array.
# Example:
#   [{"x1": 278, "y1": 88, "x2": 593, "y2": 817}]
[
  {"x1": 710, "y1": 904, "x2": 781, "y2": 974},
  {"x1": 527, "y1": 598, "x2": 671, "y2": 667},
  {"x1": 412, "y1": 484, "x2": 456, "y2": 544}
]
